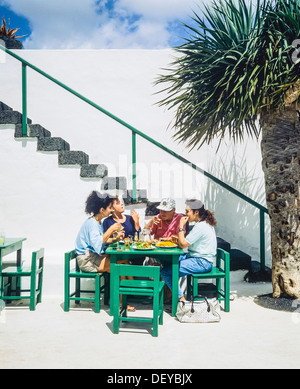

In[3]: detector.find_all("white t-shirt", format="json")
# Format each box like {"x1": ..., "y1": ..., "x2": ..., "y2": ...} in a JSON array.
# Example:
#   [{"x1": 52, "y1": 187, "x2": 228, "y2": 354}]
[{"x1": 185, "y1": 221, "x2": 217, "y2": 262}]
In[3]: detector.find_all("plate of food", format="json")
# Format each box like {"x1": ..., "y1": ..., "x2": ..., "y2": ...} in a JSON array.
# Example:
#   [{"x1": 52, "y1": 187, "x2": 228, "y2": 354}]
[
  {"x1": 155, "y1": 241, "x2": 178, "y2": 249},
  {"x1": 133, "y1": 242, "x2": 155, "y2": 250}
]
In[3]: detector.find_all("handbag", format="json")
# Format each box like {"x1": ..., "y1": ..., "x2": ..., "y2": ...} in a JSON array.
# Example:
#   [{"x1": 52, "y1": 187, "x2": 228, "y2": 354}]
[{"x1": 176, "y1": 295, "x2": 221, "y2": 323}]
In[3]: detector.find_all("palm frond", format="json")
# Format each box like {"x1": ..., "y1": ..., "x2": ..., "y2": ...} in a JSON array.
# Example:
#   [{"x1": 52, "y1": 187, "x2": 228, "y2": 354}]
[
  {"x1": 0, "y1": 17, "x2": 25, "y2": 39},
  {"x1": 156, "y1": 0, "x2": 300, "y2": 149}
]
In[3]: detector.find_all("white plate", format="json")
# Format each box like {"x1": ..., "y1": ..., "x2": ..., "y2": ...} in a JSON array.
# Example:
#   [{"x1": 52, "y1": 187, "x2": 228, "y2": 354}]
[{"x1": 132, "y1": 245, "x2": 155, "y2": 251}]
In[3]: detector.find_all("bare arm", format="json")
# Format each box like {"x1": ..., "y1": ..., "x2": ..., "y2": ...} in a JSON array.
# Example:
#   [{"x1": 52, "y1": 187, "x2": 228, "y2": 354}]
[{"x1": 178, "y1": 217, "x2": 190, "y2": 249}]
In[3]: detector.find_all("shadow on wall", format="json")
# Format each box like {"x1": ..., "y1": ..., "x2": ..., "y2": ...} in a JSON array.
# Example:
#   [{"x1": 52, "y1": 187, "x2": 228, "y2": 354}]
[{"x1": 205, "y1": 144, "x2": 271, "y2": 264}]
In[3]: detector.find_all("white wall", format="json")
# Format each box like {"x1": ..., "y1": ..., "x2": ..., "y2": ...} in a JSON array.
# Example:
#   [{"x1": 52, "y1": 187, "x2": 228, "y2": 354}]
[{"x1": 0, "y1": 49, "x2": 271, "y2": 265}]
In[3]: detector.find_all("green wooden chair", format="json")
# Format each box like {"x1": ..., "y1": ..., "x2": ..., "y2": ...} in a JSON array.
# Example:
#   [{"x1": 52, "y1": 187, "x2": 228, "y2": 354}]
[
  {"x1": 186, "y1": 248, "x2": 230, "y2": 312},
  {"x1": 64, "y1": 250, "x2": 109, "y2": 313},
  {"x1": 112, "y1": 264, "x2": 165, "y2": 337},
  {"x1": 1, "y1": 248, "x2": 44, "y2": 311}
]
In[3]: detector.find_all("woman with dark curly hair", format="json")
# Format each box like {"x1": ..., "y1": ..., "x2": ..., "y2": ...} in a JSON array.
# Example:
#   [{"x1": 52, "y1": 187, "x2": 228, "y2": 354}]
[
  {"x1": 161, "y1": 199, "x2": 217, "y2": 303},
  {"x1": 75, "y1": 191, "x2": 123, "y2": 273},
  {"x1": 75, "y1": 191, "x2": 136, "y2": 311}
]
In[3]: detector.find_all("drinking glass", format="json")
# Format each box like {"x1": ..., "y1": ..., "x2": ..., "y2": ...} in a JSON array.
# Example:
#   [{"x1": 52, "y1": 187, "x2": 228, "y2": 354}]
[
  {"x1": 0, "y1": 231, "x2": 5, "y2": 245},
  {"x1": 124, "y1": 238, "x2": 130, "y2": 251}
]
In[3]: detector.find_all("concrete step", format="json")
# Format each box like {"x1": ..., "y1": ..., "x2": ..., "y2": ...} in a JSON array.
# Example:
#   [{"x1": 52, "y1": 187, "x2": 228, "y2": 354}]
[
  {"x1": 0, "y1": 110, "x2": 32, "y2": 125},
  {"x1": 80, "y1": 164, "x2": 108, "y2": 178},
  {"x1": 0, "y1": 100, "x2": 147, "y2": 193},
  {"x1": 145, "y1": 201, "x2": 160, "y2": 216},
  {"x1": 0, "y1": 102, "x2": 13, "y2": 111},
  {"x1": 15, "y1": 124, "x2": 51, "y2": 138},
  {"x1": 244, "y1": 261, "x2": 272, "y2": 282},
  {"x1": 37, "y1": 137, "x2": 70, "y2": 152},
  {"x1": 101, "y1": 176, "x2": 127, "y2": 191},
  {"x1": 123, "y1": 189, "x2": 148, "y2": 204},
  {"x1": 230, "y1": 248, "x2": 252, "y2": 271},
  {"x1": 58, "y1": 150, "x2": 89, "y2": 166},
  {"x1": 217, "y1": 237, "x2": 231, "y2": 253}
]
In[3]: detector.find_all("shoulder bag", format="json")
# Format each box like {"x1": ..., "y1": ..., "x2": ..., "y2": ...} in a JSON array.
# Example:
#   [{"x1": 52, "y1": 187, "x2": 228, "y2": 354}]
[{"x1": 176, "y1": 295, "x2": 221, "y2": 323}]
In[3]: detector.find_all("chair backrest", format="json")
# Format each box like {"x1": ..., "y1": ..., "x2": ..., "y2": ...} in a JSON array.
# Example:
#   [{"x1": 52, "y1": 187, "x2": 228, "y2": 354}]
[
  {"x1": 31, "y1": 248, "x2": 45, "y2": 270},
  {"x1": 65, "y1": 250, "x2": 76, "y2": 262},
  {"x1": 216, "y1": 248, "x2": 230, "y2": 272},
  {"x1": 114, "y1": 264, "x2": 161, "y2": 288},
  {"x1": 65, "y1": 249, "x2": 78, "y2": 270}
]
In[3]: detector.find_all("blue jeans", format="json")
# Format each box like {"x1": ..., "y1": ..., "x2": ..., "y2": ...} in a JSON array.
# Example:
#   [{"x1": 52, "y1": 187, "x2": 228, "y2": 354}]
[{"x1": 160, "y1": 254, "x2": 213, "y2": 299}]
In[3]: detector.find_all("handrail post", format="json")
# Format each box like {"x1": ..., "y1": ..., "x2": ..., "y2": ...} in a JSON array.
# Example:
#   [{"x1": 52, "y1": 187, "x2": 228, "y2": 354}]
[
  {"x1": 260, "y1": 209, "x2": 266, "y2": 271},
  {"x1": 22, "y1": 63, "x2": 27, "y2": 137},
  {"x1": 132, "y1": 131, "x2": 137, "y2": 203}
]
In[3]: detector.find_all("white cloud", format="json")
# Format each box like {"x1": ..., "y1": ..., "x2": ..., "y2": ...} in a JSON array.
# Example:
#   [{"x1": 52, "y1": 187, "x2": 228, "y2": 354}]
[
  {"x1": 115, "y1": 0, "x2": 198, "y2": 21},
  {"x1": 1, "y1": 0, "x2": 202, "y2": 49}
]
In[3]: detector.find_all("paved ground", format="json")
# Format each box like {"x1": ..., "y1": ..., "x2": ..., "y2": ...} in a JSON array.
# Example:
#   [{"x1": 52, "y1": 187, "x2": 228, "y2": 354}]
[{"x1": 1, "y1": 261, "x2": 300, "y2": 370}]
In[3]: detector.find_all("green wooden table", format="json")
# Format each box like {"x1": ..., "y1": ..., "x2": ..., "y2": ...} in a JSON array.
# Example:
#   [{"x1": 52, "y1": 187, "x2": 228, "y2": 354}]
[
  {"x1": 106, "y1": 244, "x2": 184, "y2": 317},
  {"x1": 0, "y1": 238, "x2": 27, "y2": 298}
]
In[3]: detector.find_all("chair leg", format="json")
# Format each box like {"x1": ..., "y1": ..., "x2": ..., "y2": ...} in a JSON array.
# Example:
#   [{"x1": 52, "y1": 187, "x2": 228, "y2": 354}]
[
  {"x1": 113, "y1": 288, "x2": 120, "y2": 334},
  {"x1": 224, "y1": 276, "x2": 230, "y2": 312},
  {"x1": 37, "y1": 266, "x2": 44, "y2": 304},
  {"x1": 121, "y1": 295, "x2": 127, "y2": 317},
  {"x1": 64, "y1": 271, "x2": 70, "y2": 312},
  {"x1": 30, "y1": 273, "x2": 37, "y2": 311},
  {"x1": 104, "y1": 273, "x2": 110, "y2": 305},
  {"x1": 152, "y1": 293, "x2": 159, "y2": 337},
  {"x1": 75, "y1": 277, "x2": 80, "y2": 305},
  {"x1": 159, "y1": 289, "x2": 164, "y2": 325},
  {"x1": 186, "y1": 275, "x2": 192, "y2": 300},
  {"x1": 193, "y1": 277, "x2": 198, "y2": 298},
  {"x1": 216, "y1": 278, "x2": 221, "y2": 302},
  {"x1": 94, "y1": 275, "x2": 100, "y2": 313}
]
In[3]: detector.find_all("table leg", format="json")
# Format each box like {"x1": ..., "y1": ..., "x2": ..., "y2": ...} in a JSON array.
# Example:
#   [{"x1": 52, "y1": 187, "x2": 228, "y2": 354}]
[
  {"x1": 0, "y1": 256, "x2": 2, "y2": 299},
  {"x1": 16, "y1": 249, "x2": 22, "y2": 296},
  {"x1": 171, "y1": 255, "x2": 179, "y2": 317},
  {"x1": 109, "y1": 255, "x2": 117, "y2": 316}
]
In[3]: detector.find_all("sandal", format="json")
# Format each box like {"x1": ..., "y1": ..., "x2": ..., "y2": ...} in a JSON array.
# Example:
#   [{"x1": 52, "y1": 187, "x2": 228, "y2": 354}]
[{"x1": 120, "y1": 305, "x2": 136, "y2": 312}]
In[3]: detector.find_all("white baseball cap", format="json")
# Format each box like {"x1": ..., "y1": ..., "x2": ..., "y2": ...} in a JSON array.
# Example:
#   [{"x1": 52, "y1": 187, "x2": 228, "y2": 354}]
[{"x1": 156, "y1": 198, "x2": 176, "y2": 211}]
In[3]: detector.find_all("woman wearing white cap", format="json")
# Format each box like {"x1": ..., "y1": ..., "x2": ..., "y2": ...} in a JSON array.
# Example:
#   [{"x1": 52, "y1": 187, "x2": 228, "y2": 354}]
[{"x1": 160, "y1": 199, "x2": 217, "y2": 301}]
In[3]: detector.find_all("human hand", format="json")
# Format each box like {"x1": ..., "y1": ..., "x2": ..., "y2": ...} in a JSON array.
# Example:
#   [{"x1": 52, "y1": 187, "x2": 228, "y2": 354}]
[
  {"x1": 152, "y1": 215, "x2": 161, "y2": 225},
  {"x1": 131, "y1": 210, "x2": 139, "y2": 223},
  {"x1": 180, "y1": 216, "x2": 188, "y2": 228},
  {"x1": 118, "y1": 231, "x2": 125, "y2": 240},
  {"x1": 109, "y1": 223, "x2": 123, "y2": 237},
  {"x1": 112, "y1": 223, "x2": 123, "y2": 232}
]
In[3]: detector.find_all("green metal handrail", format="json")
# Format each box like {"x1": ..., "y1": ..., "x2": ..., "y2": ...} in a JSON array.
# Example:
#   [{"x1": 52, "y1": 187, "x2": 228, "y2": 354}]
[{"x1": 0, "y1": 44, "x2": 269, "y2": 269}]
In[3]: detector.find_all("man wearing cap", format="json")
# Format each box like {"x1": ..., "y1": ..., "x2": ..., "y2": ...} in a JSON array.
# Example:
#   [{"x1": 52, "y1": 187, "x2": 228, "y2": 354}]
[{"x1": 144, "y1": 197, "x2": 184, "y2": 240}]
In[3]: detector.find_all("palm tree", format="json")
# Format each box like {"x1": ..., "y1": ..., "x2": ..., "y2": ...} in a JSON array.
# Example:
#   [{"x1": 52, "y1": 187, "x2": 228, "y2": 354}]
[{"x1": 156, "y1": 0, "x2": 300, "y2": 298}]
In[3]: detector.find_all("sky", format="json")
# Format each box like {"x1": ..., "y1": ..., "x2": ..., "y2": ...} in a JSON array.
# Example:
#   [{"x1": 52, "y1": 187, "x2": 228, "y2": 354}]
[{"x1": 0, "y1": 0, "x2": 202, "y2": 49}]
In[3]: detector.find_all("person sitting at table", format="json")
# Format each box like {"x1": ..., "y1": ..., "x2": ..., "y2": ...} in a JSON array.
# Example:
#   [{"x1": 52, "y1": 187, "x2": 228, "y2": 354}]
[
  {"x1": 102, "y1": 197, "x2": 140, "y2": 239},
  {"x1": 160, "y1": 199, "x2": 217, "y2": 302},
  {"x1": 143, "y1": 197, "x2": 185, "y2": 270},
  {"x1": 75, "y1": 190, "x2": 135, "y2": 311},
  {"x1": 103, "y1": 197, "x2": 144, "y2": 265},
  {"x1": 143, "y1": 197, "x2": 184, "y2": 240},
  {"x1": 75, "y1": 191, "x2": 121, "y2": 273}
]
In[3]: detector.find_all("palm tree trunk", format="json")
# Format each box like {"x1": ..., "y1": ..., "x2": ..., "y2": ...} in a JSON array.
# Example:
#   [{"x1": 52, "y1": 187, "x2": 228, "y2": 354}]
[{"x1": 261, "y1": 107, "x2": 300, "y2": 298}]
